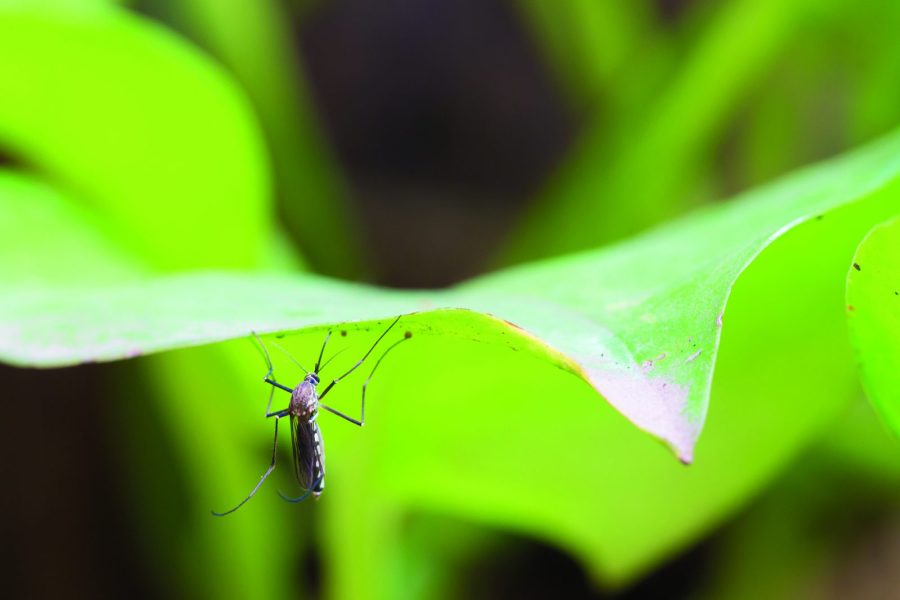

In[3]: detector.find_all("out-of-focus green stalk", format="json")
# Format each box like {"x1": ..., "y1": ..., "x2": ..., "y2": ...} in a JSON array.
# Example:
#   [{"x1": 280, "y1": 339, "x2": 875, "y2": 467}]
[
  {"x1": 158, "y1": 0, "x2": 365, "y2": 279},
  {"x1": 500, "y1": 0, "x2": 813, "y2": 266},
  {"x1": 515, "y1": 0, "x2": 655, "y2": 111}
]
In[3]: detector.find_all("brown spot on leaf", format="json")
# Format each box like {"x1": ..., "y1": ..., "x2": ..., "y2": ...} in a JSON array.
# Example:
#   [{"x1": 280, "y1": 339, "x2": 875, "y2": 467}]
[{"x1": 853, "y1": 263, "x2": 861, "y2": 271}]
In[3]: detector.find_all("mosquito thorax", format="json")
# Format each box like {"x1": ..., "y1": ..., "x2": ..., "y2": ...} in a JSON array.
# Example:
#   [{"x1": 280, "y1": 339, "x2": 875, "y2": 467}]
[{"x1": 291, "y1": 378, "x2": 319, "y2": 418}]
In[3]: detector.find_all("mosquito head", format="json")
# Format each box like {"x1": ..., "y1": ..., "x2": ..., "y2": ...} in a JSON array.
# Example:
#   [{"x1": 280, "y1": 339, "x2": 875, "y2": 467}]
[{"x1": 306, "y1": 372, "x2": 321, "y2": 386}]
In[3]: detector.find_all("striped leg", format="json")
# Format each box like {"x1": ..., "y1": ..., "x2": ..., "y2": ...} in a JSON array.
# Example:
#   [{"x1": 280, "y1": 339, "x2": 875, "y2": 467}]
[
  {"x1": 212, "y1": 416, "x2": 284, "y2": 517},
  {"x1": 320, "y1": 333, "x2": 411, "y2": 427}
]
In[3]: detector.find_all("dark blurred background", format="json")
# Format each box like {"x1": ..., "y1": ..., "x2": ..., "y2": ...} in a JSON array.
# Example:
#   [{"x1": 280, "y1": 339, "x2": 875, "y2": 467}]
[{"x1": 297, "y1": 0, "x2": 574, "y2": 286}]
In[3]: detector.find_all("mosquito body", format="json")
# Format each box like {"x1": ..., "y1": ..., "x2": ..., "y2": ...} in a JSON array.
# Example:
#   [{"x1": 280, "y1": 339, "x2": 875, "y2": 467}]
[
  {"x1": 212, "y1": 317, "x2": 409, "y2": 516},
  {"x1": 285, "y1": 372, "x2": 326, "y2": 499}
]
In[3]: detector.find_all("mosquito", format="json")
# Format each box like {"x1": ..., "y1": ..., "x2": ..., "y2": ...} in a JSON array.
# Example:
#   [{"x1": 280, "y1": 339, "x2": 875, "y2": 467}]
[{"x1": 212, "y1": 316, "x2": 410, "y2": 516}]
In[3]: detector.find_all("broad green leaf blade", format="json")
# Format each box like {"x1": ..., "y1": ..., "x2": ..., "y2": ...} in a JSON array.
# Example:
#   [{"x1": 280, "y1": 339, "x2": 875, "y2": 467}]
[
  {"x1": 847, "y1": 217, "x2": 900, "y2": 435},
  {"x1": 0, "y1": 216, "x2": 868, "y2": 584},
  {"x1": 4, "y1": 128, "x2": 900, "y2": 462}
]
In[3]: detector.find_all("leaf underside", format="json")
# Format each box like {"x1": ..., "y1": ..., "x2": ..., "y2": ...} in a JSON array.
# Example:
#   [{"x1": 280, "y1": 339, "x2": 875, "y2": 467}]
[{"x1": 3, "y1": 128, "x2": 900, "y2": 462}]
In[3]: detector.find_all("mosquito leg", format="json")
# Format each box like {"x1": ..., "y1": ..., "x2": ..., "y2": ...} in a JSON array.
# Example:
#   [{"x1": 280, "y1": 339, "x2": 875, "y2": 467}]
[
  {"x1": 264, "y1": 379, "x2": 292, "y2": 419},
  {"x1": 252, "y1": 331, "x2": 276, "y2": 374},
  {"x1": 318, "y1": 404, "x2": 361, "y2": 426},
  {"x1": 266, "y1": 406, "x2": 290, "y2": 419},
  {"x1": 264, "y1": 382, "x2": 277, "y2": 417},
  {"x1": 264, "y1": 379, "x2": 293, "y2": 420},
  {"x1": 211, "y1": 416, "x2": 283, "y2": 517},
  {"x1": 318, "y1": 316, "x2": 401, "y2": 401},
  {"x1": 265, "y1": 379, "x2": 293, "y2": 394},
  {"x1": 252, "y1": 332, "x2": 293, "y2": 416},
  {"x1": 320, "y1": 333, "x2": 411, "y2": 427},
  {"x1": 278, "y1": 475, "x2": 324, "y2": 503}
]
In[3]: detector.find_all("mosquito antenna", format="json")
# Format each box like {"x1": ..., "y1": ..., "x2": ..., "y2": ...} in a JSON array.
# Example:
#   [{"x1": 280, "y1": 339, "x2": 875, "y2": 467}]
[
  {"x1": 269, "y1": 340, "x2": 309, "y2": 375},
  {"x1": 315, "y1": 330, "x2": 332, "y2": 373},
  {"x1": 318, "y1": 347, "x2": 348, "y2": 373}
]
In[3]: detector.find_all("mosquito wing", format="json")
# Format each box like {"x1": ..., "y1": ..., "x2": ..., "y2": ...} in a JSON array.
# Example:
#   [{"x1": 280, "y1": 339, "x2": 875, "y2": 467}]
[{"x1": 290, "y1": 415, "x2": 324, "y2": 490}]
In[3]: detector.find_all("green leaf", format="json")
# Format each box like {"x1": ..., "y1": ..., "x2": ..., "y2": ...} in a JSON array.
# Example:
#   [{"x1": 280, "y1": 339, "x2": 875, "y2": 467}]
[
  {"x1": 153, "y1": 0, "x2": 364, "y2": 277},
  {"x1": 0, "y1": 171, "x2": 145, "y2": 284},
  {"x1": 5, "y1": 128, "x2": 900, "y2": 458},
  {"x1": 0, "y1": 5, "x2": 271, "y2": 270},
  {"x1": 2, "y1": 126, "x2": 900, "y2": 585},
  {"x1": 847, "y1": 216, "x2": 900, "y2": 435}
]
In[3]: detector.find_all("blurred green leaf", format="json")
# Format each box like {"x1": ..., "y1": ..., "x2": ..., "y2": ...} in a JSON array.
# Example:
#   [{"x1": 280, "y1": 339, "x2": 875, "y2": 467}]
[
  {"x1": 514, "y1": 0, "x2": 655, "y2": 110},
  {"x1": 502, "y1": 0, "x2": 817, "y2": 265},
  {"x1": 0, "y1": 6, "x2": 291, "y2": 599},
  {"x1": 0, "y1": 171, "x2": 145, "y2": 283},
  {"x1": 847, "y1": 217, "x2": 900, "y2": 436},
  {"x1": 2, "y1": 127, "x2": 899, "y2": 587},
  {"x1": 698, "y1": 399, "x2": 900, "y2": 600},
  {"x1": 0, "y1": 5, "x2": 270, "y2": 269},
  {"x1": 152, "y1": 0, "x2": 364, "y2": 277}
]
